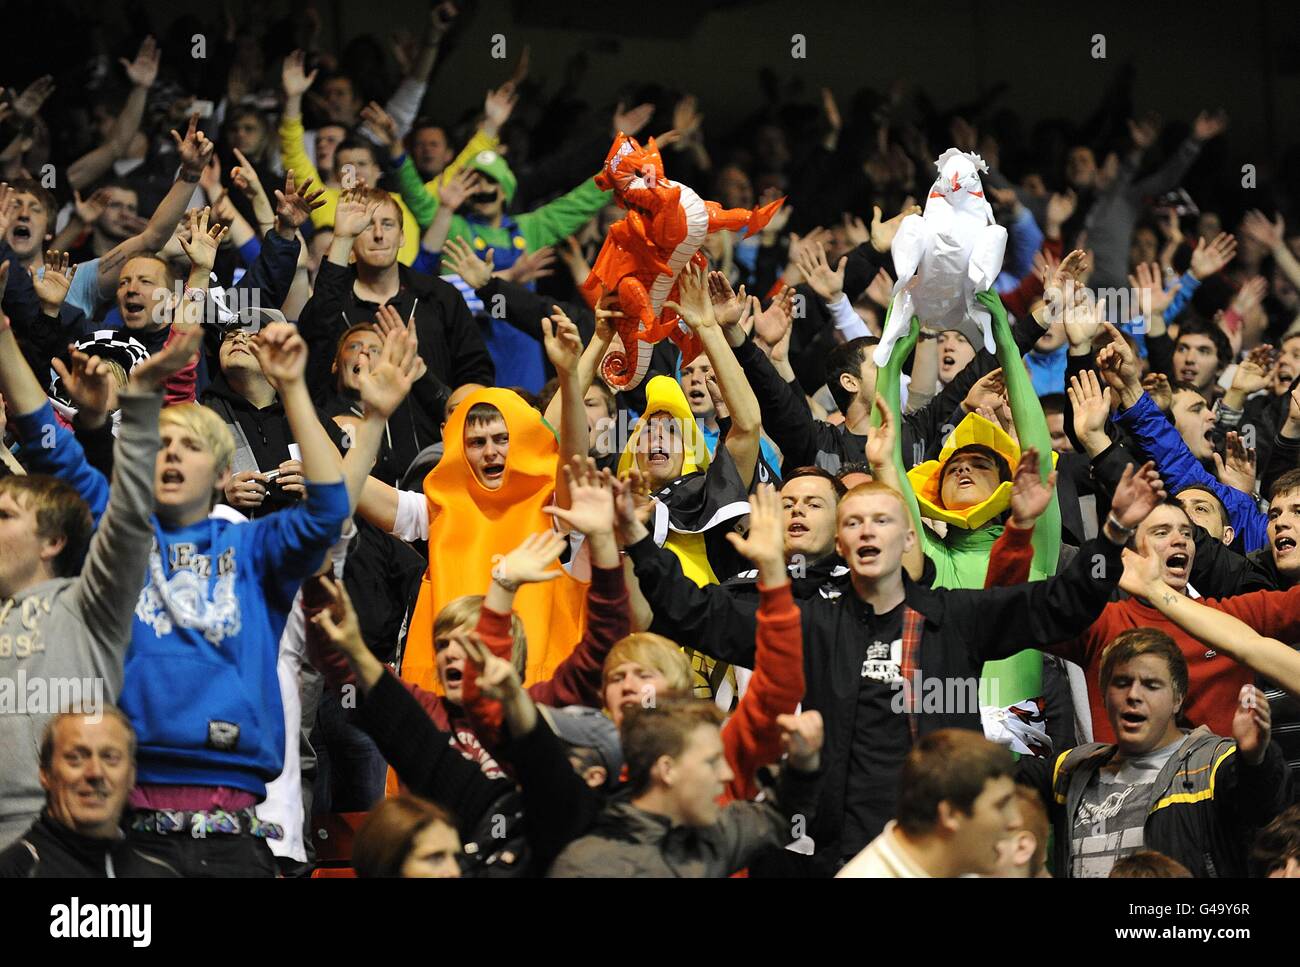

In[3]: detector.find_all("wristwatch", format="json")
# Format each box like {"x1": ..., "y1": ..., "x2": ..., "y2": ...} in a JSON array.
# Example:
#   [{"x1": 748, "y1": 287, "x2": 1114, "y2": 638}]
[{"x1": 1104, "y1": 512, "x2": 1136, "y2": 543}]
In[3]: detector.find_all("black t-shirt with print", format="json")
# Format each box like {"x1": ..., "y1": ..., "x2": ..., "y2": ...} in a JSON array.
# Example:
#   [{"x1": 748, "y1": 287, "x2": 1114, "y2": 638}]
[{"x1": 839, "y1": 601, "x2": 910, "y2": 861}]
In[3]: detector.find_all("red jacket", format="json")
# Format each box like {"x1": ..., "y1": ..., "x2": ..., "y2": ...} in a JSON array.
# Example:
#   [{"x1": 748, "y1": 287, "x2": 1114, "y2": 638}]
[
  {"x1": 1043, "y1": 585, "x2": 1300, "y2": 742},
  {"x1": 721, "y1": 582, "x2": 804, "y2": 804}
]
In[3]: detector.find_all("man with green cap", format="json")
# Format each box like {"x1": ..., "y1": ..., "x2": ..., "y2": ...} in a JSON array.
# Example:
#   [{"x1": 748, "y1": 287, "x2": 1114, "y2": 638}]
[{"x1": 398, "y1": 147, "x2": 612, "y2": 391}]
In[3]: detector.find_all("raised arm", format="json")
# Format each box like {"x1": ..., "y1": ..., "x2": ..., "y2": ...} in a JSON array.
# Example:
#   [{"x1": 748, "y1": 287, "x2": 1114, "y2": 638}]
[
  {"x1": 541, "y1": 305, "x2": 586, "y2": 510},
  {"x1": 865, "y1": 391, "x2": 925, "y2": 581},
  {"x1": 1122, "y1": 547, "x2": 1300, "y2": 699},
  {"x1": 95, "y1": 114, "x2": 214, "y2": 300},
  {"x1": 666, "y1": 265, "x2": 762, "y2": 488},
  {"x1": 67, "y1": 37, "x2": 159, "y2": 191}
]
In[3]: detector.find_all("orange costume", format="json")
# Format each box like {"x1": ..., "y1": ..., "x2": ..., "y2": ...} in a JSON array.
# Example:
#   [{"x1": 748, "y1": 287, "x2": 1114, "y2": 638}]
[
  {"x1": 399, "y1": 388, "x2": 588, "y2": 694},
  {"x1": 580, "y1": 133, "x2": 784, "y2": 389}
]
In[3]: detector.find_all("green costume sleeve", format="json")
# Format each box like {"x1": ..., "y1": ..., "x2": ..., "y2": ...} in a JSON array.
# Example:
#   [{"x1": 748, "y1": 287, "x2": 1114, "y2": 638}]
[
  {"x1": 518, "y1": 178, "x2": 612, "y2": 250},
  {"x1": 974, "y1": 290, "x2": 1061, "y2": 710},
  {"x1": 396, "y1": 155, "x2": 437, "y2": 228},
  {"x1": 872, "y1": 314, "x2": 946, "y2": 567},
  {"x1": 975, "y1": 290, "x2": 1061, "y2": 578}
]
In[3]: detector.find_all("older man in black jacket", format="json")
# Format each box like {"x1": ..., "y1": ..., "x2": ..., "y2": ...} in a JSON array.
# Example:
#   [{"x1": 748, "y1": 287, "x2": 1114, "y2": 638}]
[{"x1": 0, "y1": 710, "x2": 177, "y2": 877}]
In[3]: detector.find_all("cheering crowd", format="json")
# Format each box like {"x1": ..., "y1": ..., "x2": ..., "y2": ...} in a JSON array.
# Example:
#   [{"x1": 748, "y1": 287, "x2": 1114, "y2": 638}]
[{"x1": 0, "y1": 4, "x2": 1299, "y2": 879}]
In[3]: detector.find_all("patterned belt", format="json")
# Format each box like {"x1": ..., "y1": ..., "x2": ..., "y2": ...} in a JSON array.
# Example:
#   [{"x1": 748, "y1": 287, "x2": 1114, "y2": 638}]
[{"x1": 130, "y1": 807, "x2": 283, "y2": 840}]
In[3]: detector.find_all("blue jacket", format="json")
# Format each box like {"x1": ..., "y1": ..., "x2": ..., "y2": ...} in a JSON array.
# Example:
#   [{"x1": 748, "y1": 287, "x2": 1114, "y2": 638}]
[
  {"x1": 1114, "y1": 392, "x2": 1268, "y2": 552},
  {"x1": 15, "y1": 402, "x2": 349, "y2": 797}
]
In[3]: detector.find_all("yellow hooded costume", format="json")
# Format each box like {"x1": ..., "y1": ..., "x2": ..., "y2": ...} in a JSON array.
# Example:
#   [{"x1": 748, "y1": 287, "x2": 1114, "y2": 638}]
[
  {"x1": 619, "y1": 376, "x2": 752, "y2": 701},
  {"x1": 400, "y1": 388, "x2": 588, "y2": 693}
]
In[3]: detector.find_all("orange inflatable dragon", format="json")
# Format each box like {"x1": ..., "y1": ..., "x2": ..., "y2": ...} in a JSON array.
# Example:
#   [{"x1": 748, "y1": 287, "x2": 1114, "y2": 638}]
[{"x1": 580, "y1": 133, "x2": 784, "y2": 389}]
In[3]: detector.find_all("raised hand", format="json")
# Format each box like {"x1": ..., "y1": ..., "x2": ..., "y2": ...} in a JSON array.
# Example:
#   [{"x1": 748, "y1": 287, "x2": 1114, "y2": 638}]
[
  {"x1": 663, "y1": 264, "x2": 718, "y2": 331},
  {"x1": 121, "y1": 35, "x2": 161, "y2": 88},
  {"x1": 178, "y1": 206, "x2": 228, "y2": 272},
  {"x1": 1094, "y1": 323, "x2": 1141, "y2": 398},
  {"x1": 457, "y1": 631, "x2": 524, "y2": 704},
  {"x1": 282, "y1": 49, "x2": 319, "y2": 99},
  {"x1": 229, "y1": 147, "x2": 266, "y2": 200},
  {"x1": 1240, "y1": 210, "x2": 1284, "y2": 251},
  {"x1": 309, "y1": 576, "x2": 367, "y2": 660},
  {"x1": 671, "y1": 94, "x2": 704, "y2": 142},
  {"x1": 359, "y1": 101, "x2": 399, "y2": 147},
  {"x1": 962, "y1": 367, "x2": 1006, "y2": 415},
  {"x1": 170, "y1": 113, "x2": 215, "y2": 180},
  {"x1": 250, "y1": 321, "x2": 309, "y2": 390},
  {"x1": 29, "y1": 250, "x2": 77, "y2": 313},
  {"x1": 73, "y1": 188, "x2": 111, "y2": 226},
  {"x1": 753, "y1": 286, "x2": 795, "y2": 349},
  {"x1": 1190, "y1": 232, "x2": 1236, "y2": 281},
  {"x1": 725, "y1": 483, "x2": 787, "y2": 575},
  {"x1": 357, "y1": 315, "x2": 426, "y2": 419},
  {"x1": 492, "y1": 530, "x2": 568, "y2": 588},
  {"x1": 1231, "y1": 276, "x2": 1268, "y2": 317},
  {"x1": 1128, "y1": 261, "x2": 1178, "y2": 319},
  {"x1": 1067, "y1": 369, "x2": 1114, "y2": 455},
  {"x1": 1118, "y1": 545, "x2": 1165, "y2": 598},
  {"x1": 612, "y1": 101, "x2": 654, "y2": 137},
  {"x1": 871, "y1": 203, "x2": 920, "y2": 254},
  {"x1": 865, "y1": 391, "x2": 896, "y2": 470},
  {"x1": 437, "y1": 169, "x2": 484, "y2": 212},
  {"x1": 1127, "y1": 113, "x2": 1160, "y2": 151},
  {"x1": 544, "y1": 456, "x2": 617, "y2": 537},
  {"x1": 795, "y1": 241, "x2": 846, "y2": 304},
  {"x1": 1213, "y1": 430, "x2": 1257, "y2": 495},
  {"x1": 1045, "y1": 190, "x2": 1077, "y2": 236},
  {"x1": 1232, "y1": 685, "x2": 1270, "y2": 765},
  {"x1": 1141, "y1": 372, "x2": 1173, "y2": 412},
  {"x1": 1231, "y1": 344, "x2": 1276, "y2": 397},
  {"x1": 129, "y1": 323, "x2": 203, "y2": 392},
  {"x1": 1193, "y1": 109, "x2": 1229, "y2": 142},
  {"x1": 613, "y1": 467, "x2": 655, "y2": 546},
  {"x1": 12, "y1": 76, "x2": 55, "y2": 120},
  {"x1": 541, "y1": 305, "x2": 582, "y2": 377},
  {"x1": 333, "y1": 185, "x2": 378, "y2": 239},
  {"x1": 499, "y1": 246, "x2": 556, "y2": 285},
  {"x1": 707, "y1": 271, "x2": 748, "y2": 328},
  {"x1": 1008, "y1": 447, "x2": 1058, "y2": 530},
  {"x1": 51, "y1": 346, "x2": 118, "y2": 425},
  {"x1": 1110, "y1": 460, "x2": 1167, "y2": 530},
  {"x1": 442, "y1": 235, "x2": 493, "y2": 288},
  {"x1": 274, "y1": 169, "x2": 327, "y2": 233},
  {"x1": 483, "y1": 82, "x2": 517, "y2": 135}
]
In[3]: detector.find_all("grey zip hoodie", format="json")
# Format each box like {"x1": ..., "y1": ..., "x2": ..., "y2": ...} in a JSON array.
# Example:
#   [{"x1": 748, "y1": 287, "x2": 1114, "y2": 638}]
[{"x1": 0, "y1": 392, "x2": 161, "y2": 848}]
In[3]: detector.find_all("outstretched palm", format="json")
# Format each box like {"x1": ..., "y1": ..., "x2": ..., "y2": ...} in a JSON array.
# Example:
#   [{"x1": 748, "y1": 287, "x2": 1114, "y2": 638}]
[{"x1": 1008, "y1": 448, "x2": 1057, "y2": 528}]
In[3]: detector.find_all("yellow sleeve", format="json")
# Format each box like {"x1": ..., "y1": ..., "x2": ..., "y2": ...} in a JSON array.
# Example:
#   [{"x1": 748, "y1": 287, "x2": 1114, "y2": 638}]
[
  {"x1": 396, "y1": 195, "x2": 420, "y2": 266},
  {"x1": 424, "y1": 129, "x2": 500, "y2": 196},
  {"x1": 279, "y1": 114, "x2": 333, "y2": 229}
]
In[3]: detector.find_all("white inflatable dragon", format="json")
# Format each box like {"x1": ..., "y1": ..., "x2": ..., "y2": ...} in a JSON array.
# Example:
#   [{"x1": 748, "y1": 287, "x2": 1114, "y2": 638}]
[{"x1": 873, "y1": 148, "x2": 1008, "y2": 366}]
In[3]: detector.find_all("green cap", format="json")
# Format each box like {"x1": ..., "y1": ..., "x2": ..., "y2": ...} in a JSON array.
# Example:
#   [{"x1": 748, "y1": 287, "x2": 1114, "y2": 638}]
[{"x1": 466, "y1": 149, "x2": 517, "y2": 203}]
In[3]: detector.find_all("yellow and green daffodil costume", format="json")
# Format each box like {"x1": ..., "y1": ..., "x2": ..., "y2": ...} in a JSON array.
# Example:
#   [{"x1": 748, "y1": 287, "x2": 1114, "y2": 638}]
[{"x1": 874, "y1": 290, "x2": 1061, "y2": 711}]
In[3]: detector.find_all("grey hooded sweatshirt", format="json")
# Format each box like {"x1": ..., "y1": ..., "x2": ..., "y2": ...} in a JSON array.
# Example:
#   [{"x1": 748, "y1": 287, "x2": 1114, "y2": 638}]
[{"x1": 0, "y1": 391, "x2": 161, "y2": 848}]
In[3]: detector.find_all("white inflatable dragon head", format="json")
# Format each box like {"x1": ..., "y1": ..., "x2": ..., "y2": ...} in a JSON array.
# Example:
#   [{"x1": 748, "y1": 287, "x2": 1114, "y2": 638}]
[{"x1": 930, "y1": 149, "x2": 994, "y2": 221}]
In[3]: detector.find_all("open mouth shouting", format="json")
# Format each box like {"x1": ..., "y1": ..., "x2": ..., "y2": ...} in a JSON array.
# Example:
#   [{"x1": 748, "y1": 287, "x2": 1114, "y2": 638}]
[
  {"x1": 646, "y1": 447, "x2": 672, "y2": 468},
  {"x1": 854, "y1": 544, "x2": 882, "y2": 565},
  {"x1": 480, "y1": 462, "x2": 505, "y2": 482},
  {"x1": 1275, "y1": 535, "x2": 1297, "y2": 560},
  {"x1": 159, "y1": 468, "x2": 186, "y2": 491},
  {"x1": 1117, "y1": 709, "x2": 1148, "y2": 735},
  {"x1": 11, "y1": 222, "x2": 31, "y2": 243},
  {"x1": 787, "y1": 520, "x2": 809, "y2": 539},
  {"x1": 1177, "y1": 367, "x2": 1199, "y2": 384},
  {"x1": 1164, "y1": 551, "x2": 1190, "y2": 578}
]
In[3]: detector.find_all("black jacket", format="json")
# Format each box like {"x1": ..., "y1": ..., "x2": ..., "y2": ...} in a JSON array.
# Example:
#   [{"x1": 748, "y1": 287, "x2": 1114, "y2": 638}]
[
  {"x1": 199, "y1": 374, "x2": 302, "y2": 518},
  {"x1": 627, "y1": 531, "x2": 1127, "y2": 860},
  {"x1": 297, "y1": 260, "x2": 490, "y2": 478},
  {"x1": 1018, "y1": 727, "x2": 1291, "y2": 878},
  {"x1": 0, "y1": 812, "x2": 179, "y2": 878}
]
